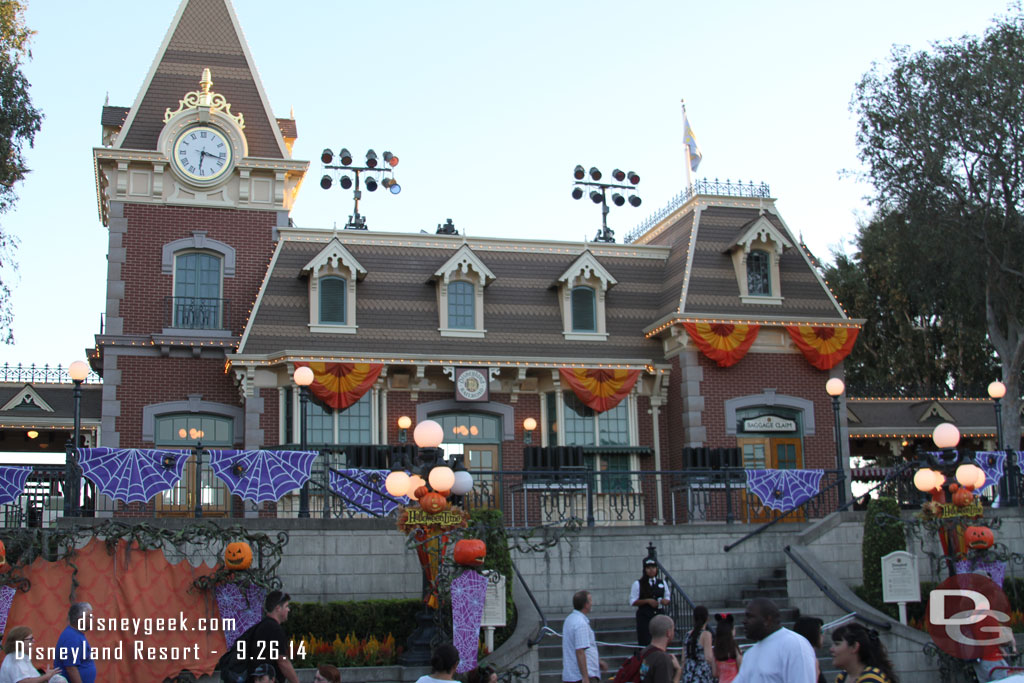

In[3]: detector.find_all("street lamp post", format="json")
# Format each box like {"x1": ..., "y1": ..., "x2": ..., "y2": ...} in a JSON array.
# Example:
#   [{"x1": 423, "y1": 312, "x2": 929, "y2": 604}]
[
  {"x1": 65, "y1": 361, "x2": 90, "y2": 517},
  {"x1": 988, "y1": 380, "x2": 1014, "y2": 505},
  {"x1": 825, "y1": 377, "x2": 847, "y2": 507},
  {"x1": 523, "y1": 417, "x2": 537, "y2": 445},
  {"x1": 294, "y1": 366, "x2": 315, "y2": 518}
]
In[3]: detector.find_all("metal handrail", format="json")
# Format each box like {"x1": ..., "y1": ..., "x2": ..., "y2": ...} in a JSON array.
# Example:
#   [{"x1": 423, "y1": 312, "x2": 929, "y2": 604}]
[
  {"x1": 511, "y1": 562, "x2": 548, "y2": 647},
  {"x1": 723, "y1": 474, "x2": 847, "y2": 553},
  {"x1": 783, "y1": 545, "x2": 892, "y2": 631}
]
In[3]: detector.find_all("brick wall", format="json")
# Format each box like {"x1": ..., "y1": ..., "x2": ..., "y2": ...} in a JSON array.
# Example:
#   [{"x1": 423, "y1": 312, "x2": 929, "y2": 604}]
[{"x1": 119, "y1": 204, "x2": 276, "y2": 336}]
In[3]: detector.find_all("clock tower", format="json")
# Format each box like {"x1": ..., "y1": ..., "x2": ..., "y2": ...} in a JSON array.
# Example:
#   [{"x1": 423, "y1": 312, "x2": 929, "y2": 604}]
[{"x1": 91, "y1": 0, "x2": 307, "y2": 513}]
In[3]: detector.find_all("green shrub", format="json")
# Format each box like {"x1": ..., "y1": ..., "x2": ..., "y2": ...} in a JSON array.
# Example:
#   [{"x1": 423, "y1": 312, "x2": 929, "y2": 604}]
[
  {"x1": 860, "y1": 497, "x2": 905, "y2": 612},
  {"x1": 285, "y1": 598, "x2": 421, "y2": 645}
]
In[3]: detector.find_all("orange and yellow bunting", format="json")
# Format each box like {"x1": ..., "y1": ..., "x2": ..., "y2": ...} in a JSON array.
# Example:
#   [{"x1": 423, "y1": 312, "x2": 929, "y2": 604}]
[
  {"x1": 682, "y1": 322, "x2": 760, "y2": 368},
  {"x1": 559, "y1": 368, "x2": 642, "y2": 413},
  {"x1": 785, "y1": 325, "x2": 859, "y2": 370},
  {"x1": 294, "y1": 362, "x2": 384, "y2": 410}
]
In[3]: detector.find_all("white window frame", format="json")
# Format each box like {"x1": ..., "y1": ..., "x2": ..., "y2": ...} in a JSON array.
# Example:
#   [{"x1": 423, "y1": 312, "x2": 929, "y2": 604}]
[
  {"x1": 558, "y1": 251, "x2": 616, "y2": 341},
  {"x1": 728, "y1": 215, "x2": 791, "y2": 305},
  {"x1": 434, "y1": 244, "x2": 495, "y2": 338},
  {"x1": 302, "y1": 238, "x2": 366, "y2": 334}
]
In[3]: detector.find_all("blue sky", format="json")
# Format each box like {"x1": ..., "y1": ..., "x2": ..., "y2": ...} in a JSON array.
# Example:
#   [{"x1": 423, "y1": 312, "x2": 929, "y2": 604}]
[{"x1": 1, "y1": 0, "x2": 1011, "y2": 367}]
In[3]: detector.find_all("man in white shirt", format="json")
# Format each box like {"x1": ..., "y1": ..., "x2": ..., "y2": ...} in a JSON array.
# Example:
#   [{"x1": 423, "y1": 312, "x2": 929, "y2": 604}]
[
  {"x1": 735, "y1": 598, "x2": 816, "y2": 683},
  {"x1": 562, "y1": 590, "x2": 607, "y2": 683}
]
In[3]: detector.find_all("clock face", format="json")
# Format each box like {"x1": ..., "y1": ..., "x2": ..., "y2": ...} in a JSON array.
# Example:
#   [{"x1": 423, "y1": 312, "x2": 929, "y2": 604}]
[
  {"x1": 456, "y1": 368, "x2": 488, "y2": 401},
  {"x1": 173, "y1": 125, "x2": 233, "y2": 184}
]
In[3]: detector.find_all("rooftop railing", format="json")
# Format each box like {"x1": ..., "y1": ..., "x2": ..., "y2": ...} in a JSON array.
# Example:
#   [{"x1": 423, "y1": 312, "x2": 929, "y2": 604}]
[{"x1": 0, "y1": 363, "x2": 102, "y2": 384}]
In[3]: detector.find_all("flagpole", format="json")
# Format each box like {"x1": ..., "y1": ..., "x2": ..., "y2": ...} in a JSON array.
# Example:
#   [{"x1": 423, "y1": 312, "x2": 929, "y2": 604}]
[{"x1": 681, "y1": 99, "x2": 692, "y2": 190}]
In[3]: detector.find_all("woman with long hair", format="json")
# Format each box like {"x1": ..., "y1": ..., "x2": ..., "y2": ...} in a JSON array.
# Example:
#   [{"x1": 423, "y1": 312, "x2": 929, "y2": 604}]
[
  {"x1": 711, "y1": 613, "x2": 741, "y2": 683},
  {"x1": 681, "y1": 605, "x2": 714, "y2": 683},
  {"x1": 830, "y1": 623, "x2": 899, "y2": 683},
  {"x1": 0, "y1": 626, "x2": 60, "y2": 683}
]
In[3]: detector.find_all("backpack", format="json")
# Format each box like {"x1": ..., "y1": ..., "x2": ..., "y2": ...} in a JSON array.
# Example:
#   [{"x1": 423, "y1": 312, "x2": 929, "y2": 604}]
[
  {"x1": 218, "y1": 623, "x2": 259, "y2": 683},
  {"x1": 613, "y1": 646, "x2": 655, "y2": 683}
]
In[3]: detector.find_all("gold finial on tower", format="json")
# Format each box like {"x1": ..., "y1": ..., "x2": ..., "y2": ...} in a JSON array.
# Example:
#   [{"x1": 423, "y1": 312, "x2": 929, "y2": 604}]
[{"x1": 164, "y1": 68, "x2": 245, "y2": 129}]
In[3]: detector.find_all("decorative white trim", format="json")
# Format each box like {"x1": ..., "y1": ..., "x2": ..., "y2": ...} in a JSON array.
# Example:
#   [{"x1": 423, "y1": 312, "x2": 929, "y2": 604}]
[
  {"x1": 557, "y1": 250, "x2": 617, "y2": 290},
  {"x1": 302, "y1": 238, "x2": 367, "y2": 280},
  {"x1": 303, "y1": 238, "x2": 366, "y2": 332},
  {"x1": 732, "y1": 215, "x2": 792, "y2": 254},
  {"x1": 433, "y1": 244, "x2": 496, "y2": 286},
  {"x1": 309, "y1": 323, "x2": 358, "y2": 334},
  {"x1": 563, "y1": 332, "x2": 610, "y2": 341},
  {"x1": 1, "y1": 386, "x2": 54, "y2": 413},
  {"x1": 162, "y1": 231, "x2": 236, "y2": 276},
  {"x1": 740, "y1": 295, "x2": 783, "y2": 305},
  {"x1": 918, "y1": 401, "x2": 955, "y2": 424},
  {"x1": 439, "y1": 328, "x2": 486, "y2": 338}
]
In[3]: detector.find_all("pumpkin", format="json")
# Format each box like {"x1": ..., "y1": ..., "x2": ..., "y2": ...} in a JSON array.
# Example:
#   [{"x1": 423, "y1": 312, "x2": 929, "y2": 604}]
[
  {"x1": 966, "y1": 526, "x2": 995, "y2": 550},
  {"x1": 454, "y1": 538, "x2": 487, "y2": 567},
  {"x1": 413, "y1": 486, "x2": 430, "y2": 500},
  {"x1": 224, "y1": 541, "x2": 253, "y2": 571},
  {"x1": 952, "y1": 487, "x2": 975, "y2": 508},
  {"x1": 0, "y1": 539, "x2": 6, "y2": 566},
  {"x1": 420, "y1": 491, "x2": 447, "y2": 514}
]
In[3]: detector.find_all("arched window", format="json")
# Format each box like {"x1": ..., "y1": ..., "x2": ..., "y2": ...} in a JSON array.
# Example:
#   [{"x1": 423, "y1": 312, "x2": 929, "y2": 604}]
[
  {"x1": 448, "y1": 281, "x2": 475, "y2": 329},
  {"x1": 319, "y1": 276, "x2": 347, "y2": 324},
  {"x1": 571, "y1": 286, "x2": 596, "y2": 332},
  {"x1": 174, "y1": 251, "x2": 223, "y2": 329},
  {"x1": 747, "y1": 250, "x2": 771, "y2": 296}
]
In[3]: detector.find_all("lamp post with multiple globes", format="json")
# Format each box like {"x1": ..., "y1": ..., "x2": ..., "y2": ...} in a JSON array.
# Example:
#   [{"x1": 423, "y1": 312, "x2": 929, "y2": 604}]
[{"x1": 386, "y1": 417, "x2": 474, "y2": 666}]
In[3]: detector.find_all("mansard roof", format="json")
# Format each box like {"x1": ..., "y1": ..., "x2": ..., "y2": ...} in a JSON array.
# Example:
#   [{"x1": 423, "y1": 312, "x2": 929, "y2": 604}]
[
  {"x1": 236, "y1": 231, "x2": 669, "y2": 363},
  {"x1": 845, "y1": 397, "x2": 997, "y2": 438},
  {"x1": 115, "y1": 0, "x2": 288, "y2": 159}
]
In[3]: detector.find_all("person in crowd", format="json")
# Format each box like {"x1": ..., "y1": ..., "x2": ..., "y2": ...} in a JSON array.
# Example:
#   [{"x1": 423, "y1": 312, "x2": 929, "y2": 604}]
[
  {"x1": 465, "y1": 666, "x2": 497, "y2": 683},
  {"x1": 562, "y1": 590, "x2": 606, "y2": 683},
  {"x1": 631, "y1": 557, "x2": 670, "y2": 646},
  {"x1": 830, "y1": 623, "x2": 899, "y2": 683},
  {"x1": 793, "y1": 615, "x2": 826, "y2": 683},
  {"x1": 681, "y1": 605, "x2": 714, "y2": 683},
  {"x1": 249, "y1": 663, "x2": 275, "y2": 683},
  {"x1": 251, "y1": 590, "x2": 299, "y2": 683},
  {"x1": 0, "y1": 626, "x2": 59, "y2": 683},
  {"x1": 414, "y1": 643, "x2": 459, "y2": 683},
  {"x1": 54, "y1": 603, "x2": 96, "y2": 683},
  {"x1": 734, "y1": 598, "x2": 816, "y2": 682},
  {"x1": 639, "y1": 614, "x2": 681, "y2": 683},
  {"x1": 711, "y1": 613, "x2": 742, "y2": 683},
  {"x1": 312, "y1": 664, "x2": 341, "y2": 683}
]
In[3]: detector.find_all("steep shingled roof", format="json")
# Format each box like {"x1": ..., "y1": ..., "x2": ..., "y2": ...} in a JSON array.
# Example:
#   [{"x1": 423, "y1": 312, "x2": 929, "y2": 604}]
[{"x1": 115, "y1": 0, "x2": 286, "y2": 159}]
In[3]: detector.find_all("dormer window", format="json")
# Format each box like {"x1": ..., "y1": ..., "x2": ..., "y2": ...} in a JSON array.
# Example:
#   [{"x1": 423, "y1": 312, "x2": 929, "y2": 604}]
[
  {"x1": 571, "y1": 286, "x2": 597, "y2": 331},
  {"x1": 433, "y1": 245, "x2": 496, "y2": 338},
  {"x1": 727, "y1": 215, "x2": 792, "y2": 305},
  {"x1": 319, "y1": 276, "x2": 347, "y2": 324},
  {"x1": 747, "y1": 250, "x2": 771, "y2": 296},
  {"x1": 302, "y1": 238, "x2": 366, "y2": 334},
  {"x1": 558, "y1": 251, "x2": 616, "y2": 340}
]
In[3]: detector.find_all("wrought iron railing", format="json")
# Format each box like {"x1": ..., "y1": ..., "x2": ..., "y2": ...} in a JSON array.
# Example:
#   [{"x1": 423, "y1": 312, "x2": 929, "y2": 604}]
[
  {"x1": 0, "y1": 363, "x2": 101, "y2": 384},
  {"x1": 165, "y1": 296, "x2": 228, "y2": 330},
  {"x1": 624, "y1": 179, "x2": 771, "y2": 243},
  {"x1": 646, "y1": 541, "x2": 697, "y2": 638}
]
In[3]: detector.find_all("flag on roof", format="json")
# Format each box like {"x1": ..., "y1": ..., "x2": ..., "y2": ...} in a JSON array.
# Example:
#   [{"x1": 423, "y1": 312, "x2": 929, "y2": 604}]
[{"x1": 682, "y1": 102, "x2": 702, "y2": 172}]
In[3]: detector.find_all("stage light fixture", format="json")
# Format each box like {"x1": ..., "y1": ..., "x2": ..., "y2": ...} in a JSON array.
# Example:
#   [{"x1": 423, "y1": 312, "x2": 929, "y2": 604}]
[
  {"x1": 320, "y1": 175, "x2": 332, "y2": 190},
  {"x1": 589, "y1": 166, "x2": 602, "y2": 181},
  {"x1": 340, "y1": 175, "x2": 353, "y2": 190},
  {"x1": 612, "y1": 168, "x2": 625, "y2": 181},
  {"x1": 590, "y1": 190, "x2": 602, "y2": 204},
  {"x1": 366, "y1": 149, "x2": 378, "y2": 168},
  {"x1": 382, "y1": 178, "x2": 402, "y2": 194},
  {"x1": 573, "y1": 165, "x2": 585, "y2": 180},
  {"x1": 365, "y1": 176, "x2": 378, "y2": 192},
  {"x1": 612, "y1": 193, "x2": 625, "y2": 206},
  {"x1": 628, "y1": 195, "x2": 642, "y2": 207},
  {"x1": 628, "y1": 171, "x2": 640, "y2": 184},
  {"x1": 572, "y1": 187, "x2": 584, "y2": 200},
  {"x1": 383, "y1": 151, "x2": 399, "y2": 167},
  {"x1": 321, "y1": 148, "x2": 333, "y2": 164},
  {"x1": 339, "y1": 148, "x2": 353, "y2": 166}
]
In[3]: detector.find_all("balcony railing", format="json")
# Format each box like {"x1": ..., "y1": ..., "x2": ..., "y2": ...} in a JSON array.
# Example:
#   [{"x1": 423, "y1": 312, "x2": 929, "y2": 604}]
[
  {"x1": 165, "y1": 296, "x2": 228, "y2": 330},
  {"x1": 0, "y1": 363, "x2": 102, "y2": 384},
  {"x1": 624, "y1": 178, "x2": 771, "y2": 243}
]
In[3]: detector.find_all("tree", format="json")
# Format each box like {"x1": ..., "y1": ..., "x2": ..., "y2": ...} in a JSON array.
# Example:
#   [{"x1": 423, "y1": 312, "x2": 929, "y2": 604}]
[
  {"x1": 823, "y1": 209, "x2": 997, "y2": 397},
  {"x1": 852, "y1": 8, "x2": 1024, "y2": 448},
  {"x1": 0, "y1": 0, "x2": 42, "y2": 344}
]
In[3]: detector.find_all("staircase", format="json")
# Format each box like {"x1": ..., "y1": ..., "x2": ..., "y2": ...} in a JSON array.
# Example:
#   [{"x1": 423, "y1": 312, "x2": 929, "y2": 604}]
[{"x1": 535, "y1": 568, "x2": 838, "y2": 682}]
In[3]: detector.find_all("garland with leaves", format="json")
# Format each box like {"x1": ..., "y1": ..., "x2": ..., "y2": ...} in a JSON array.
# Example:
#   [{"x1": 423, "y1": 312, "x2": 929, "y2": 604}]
[{"x1": 0, "y1": 521, "x2": 288, "y2": 601}]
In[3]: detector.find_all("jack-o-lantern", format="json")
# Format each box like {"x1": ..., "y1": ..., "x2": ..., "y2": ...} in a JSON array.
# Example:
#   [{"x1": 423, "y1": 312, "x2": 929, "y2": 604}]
[
  {"x1": 454, "y1": 538, "x2": 487, "y2": 567},
  {"x1": 966, "y1": 526, "x2": 995, "y2": 550},
  {"x1": 420, "y1": 491, "x2": 447, "y2": 514},
  {"x1": 0, "y1": 539, "x2": 7, "y2": 566},
  {"x1": 224, "y1": 541, "x2": 253, "y2": 571},
  {"x1": 413, "y1": 486, "x2": 430, "y2": 500},
  {"x1": 952, "y1": 487, "x2": 975, "y2": 508}
]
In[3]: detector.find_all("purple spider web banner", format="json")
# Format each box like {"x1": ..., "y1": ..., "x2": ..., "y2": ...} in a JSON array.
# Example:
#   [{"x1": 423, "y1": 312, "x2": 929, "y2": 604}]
[
  {"x1": 215, "y1": 583, "x2": 266, "y2": 649},
  {"x1": 745, "y1": 469, "x2": 824, "y2": 512},
  {"x1": 328, "y1": 469, "x2": 409, "y2": 516},
  {"x1": 78, "y1": 449, "x2": 190, "y2": 503},
  {"x1": 452, "y1": 570, "x2": 488, "y2": 673},
  {"x1": 209, "y1": 450, "x2": 317, "y2": 503},
  {"x1": 0, "y1": 466, "x2": 32, "y2": 505}
]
